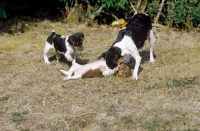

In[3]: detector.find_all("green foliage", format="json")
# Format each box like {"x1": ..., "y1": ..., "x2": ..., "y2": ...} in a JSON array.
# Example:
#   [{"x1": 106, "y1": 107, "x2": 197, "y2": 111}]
[
  {"x1": 60, "y1": 0, "x2": 128, "y2": 10},
  {"x1": 101, "y1": 0, "x2": 128, "y2": 10},
  {"x1": 0, "y1": 1, "x2": 8, "y2": 18},
  {"x1": 3, "y1": 0, "x2": 199, "y2": 29},
  {"x1": 146, "y1": 0, "x2": 160, "y2": 19},
  {"x1": 59, "y1": 0, "x2": 199, "y2": 29},
  {"x1": 59, "y1": 0, "x2": 128, "y2": 20},
  {"x1": 167, "y1": 0, "x2": 200, "y2": 28}
]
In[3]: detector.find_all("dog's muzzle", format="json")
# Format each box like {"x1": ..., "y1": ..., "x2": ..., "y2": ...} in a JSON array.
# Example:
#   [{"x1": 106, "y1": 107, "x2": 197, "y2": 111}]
[{"x1": 75, "y1": 46, "x2": 83, "y2": 51}]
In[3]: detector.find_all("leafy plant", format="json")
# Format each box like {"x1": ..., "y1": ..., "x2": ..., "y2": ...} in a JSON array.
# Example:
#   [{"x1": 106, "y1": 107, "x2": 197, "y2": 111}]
[
  {"x1": 59, "y1": 0, "x2": 128, "y2": 22},
  {"x1": 0, "y1": 1, "x2": 8, "y2": 18},
  {"x1": 167, "y1": 0, "x2": 200, "y2": 28}
]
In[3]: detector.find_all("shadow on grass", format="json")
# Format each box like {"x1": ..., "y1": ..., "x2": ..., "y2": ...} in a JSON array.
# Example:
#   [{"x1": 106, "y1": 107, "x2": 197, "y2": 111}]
[
  {"x1": 126, "y1": 50, "x2": 157, "y2": 75},
  {"x1": 49, "y1": 55, "x2": 90, "y2": 67}
]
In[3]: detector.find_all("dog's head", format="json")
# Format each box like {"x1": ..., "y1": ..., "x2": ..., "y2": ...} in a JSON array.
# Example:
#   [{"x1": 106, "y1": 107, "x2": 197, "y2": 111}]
[
  {"x1": 105, "y1": 51, "x2": 119, "y2": 69},
  {"x1": 68, "y1": 33, "x2": 84, "y2": 50},
  {"x1": 99, "y1": 47, "x2": 121, "y2": 69},
  {"x1": 98, "y1": 51, "x2": 119, "y2": 69}
]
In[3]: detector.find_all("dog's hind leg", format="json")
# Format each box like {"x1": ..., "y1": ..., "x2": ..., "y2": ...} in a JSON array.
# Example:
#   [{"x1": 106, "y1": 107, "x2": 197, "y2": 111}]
[
  {"x1": 56, "y1": 51, "x2": 61, "y2": 63},
  {"x1": 60, "y1": 59, "x2": 80, "y2": 78},
  {"x1": 148, "y1": 29, "x2": 156, "y2": 63},
  {"x1": 102, "y1": 67, "x2": 119, "y2": 77},
  {"x1": 44, "y1": 42, "x2": 54, "y2": 65},
  {"x1": 60, "y1": 65, "x2": 74, "y2": 77},
  {"x1": 63, "y1": 74, "x2": 82, "y2": 81},
  {"x1": 60, "y1": 70, "x2": 70, "y2": 76}
]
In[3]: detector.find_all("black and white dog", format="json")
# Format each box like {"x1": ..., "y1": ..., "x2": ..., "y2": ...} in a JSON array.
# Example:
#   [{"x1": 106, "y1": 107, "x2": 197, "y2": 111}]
[
  {"x1": 60, "y1": 59, "x2": 119, "y2": 80},
  {"x1": 43, "y1": 30, "x2": 84, "y2": 65},
  {"x1": 99, "y1": 13, "x2": 156, "y2": 80}
]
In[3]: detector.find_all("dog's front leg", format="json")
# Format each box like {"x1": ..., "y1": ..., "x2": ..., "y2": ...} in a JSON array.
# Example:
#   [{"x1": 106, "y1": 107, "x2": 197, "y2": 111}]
[
  {"x1": 102, "y1": 67, "x2": 118, "y2": 77},
  {"x1": 131, "y1": 51, "x2": 141, "y2": 80},
  {"x1": 64, "y1": 53, "x2": 73, "y2": 62}
]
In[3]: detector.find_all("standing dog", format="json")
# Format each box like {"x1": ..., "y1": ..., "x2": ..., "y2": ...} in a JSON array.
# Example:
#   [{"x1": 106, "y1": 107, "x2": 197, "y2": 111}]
[
  {"x1": 43, "y1": 30, "x2": 84, "y2": 65},
  {"x1": 99, "y1": 13, "x2": 156, "y2": 80},
  {"x1": 60, "y1": 59, "x2": 119, "y2": 80}
]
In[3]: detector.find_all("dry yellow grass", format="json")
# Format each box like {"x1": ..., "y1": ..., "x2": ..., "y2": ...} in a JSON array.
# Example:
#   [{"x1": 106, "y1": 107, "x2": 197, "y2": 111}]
[{"x1": 0, "y1": 18, "x2": 200, "y2": 131}]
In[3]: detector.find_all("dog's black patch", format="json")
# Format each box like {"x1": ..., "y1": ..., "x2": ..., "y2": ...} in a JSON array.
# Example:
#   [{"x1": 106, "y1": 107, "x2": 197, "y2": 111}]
[
  {"x1": 47, "y1": 31, "x2": 67, "y2": 52},
  {"x1": 126, "y1": 14, "x2": 152, "y2": 48},
  {"x1": 67, "y1": 32, "x2": 84, "y2": 50},
  {"x1": 47, "y1": 31, "x2": 84, "y2": 53},
  {"x1": 105, "y1": 47, "x2": 122, "y2": 69}
]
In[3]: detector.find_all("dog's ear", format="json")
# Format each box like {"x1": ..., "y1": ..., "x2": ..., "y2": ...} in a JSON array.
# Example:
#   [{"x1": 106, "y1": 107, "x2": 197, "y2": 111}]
[
  {"x1": 98, "y1": 52, "x2": 107, "y2": 60},
  {"x1": 67, "y1": 36, "x2": 74, "y2": 45}
]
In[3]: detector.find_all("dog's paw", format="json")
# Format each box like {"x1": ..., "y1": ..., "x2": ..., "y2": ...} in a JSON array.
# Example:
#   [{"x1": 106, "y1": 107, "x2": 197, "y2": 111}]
[
  {"x1": 63, "y1": 77, "x2": 69, "y2": 81},
  {"x1": 132, "y1": 75, "x2": 138, "y2": 80},
  {"x1": 150, "y1": 59, "x2": 156, "y2": 63},
  {"x1": 45, "y1": 61, "x2": 50, "y2": 65},
  {"x1": 113, "y1": 66, "x2": 119, "y2": 72}
]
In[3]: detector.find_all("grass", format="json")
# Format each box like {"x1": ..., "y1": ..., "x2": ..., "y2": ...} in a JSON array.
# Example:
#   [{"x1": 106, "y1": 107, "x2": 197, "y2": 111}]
[
  {"x1": 12, "y1": 111, "x2": 28, "y2": 124},
  {"x1": 0, "y1": 17, "x2": 200, "y2": 130},
  {"x1": 165, "y1": 75, "x2": 200, "y2": 87}
]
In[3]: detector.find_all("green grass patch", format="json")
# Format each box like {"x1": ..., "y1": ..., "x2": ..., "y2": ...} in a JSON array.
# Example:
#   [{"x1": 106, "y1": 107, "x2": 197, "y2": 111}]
[
  {"x1": 165, "y1": 76, "x2": 200, "y2": 87},
  {"x1": 11, "y1": 111, "x2": 28, "y2": 124}
]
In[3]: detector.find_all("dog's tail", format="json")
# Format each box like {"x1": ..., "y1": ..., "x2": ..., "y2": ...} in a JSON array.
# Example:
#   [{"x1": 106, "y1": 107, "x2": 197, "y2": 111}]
[
  {"x1": 51, "y1": 30, "x2": 56, "y2": 35},
  {"x1": 60, "y1": 70, "x2": 68, "y2": 76}
]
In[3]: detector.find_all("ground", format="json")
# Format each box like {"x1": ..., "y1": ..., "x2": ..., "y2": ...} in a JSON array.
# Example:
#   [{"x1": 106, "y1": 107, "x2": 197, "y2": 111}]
[{"x1": 0, "y1": 18, "x2": 200, "y2": 131}]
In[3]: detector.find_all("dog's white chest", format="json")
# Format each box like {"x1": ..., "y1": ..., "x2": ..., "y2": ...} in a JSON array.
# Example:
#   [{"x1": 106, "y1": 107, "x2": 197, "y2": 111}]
[{"x1": 66, "y1": 42, "x2": 75, "y2": 55}]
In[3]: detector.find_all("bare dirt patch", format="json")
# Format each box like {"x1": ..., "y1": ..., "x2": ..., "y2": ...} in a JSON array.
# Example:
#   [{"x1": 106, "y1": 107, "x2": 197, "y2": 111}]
[{"x1": 0, "y1": 19, "x2": 200, "y2": 130}]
